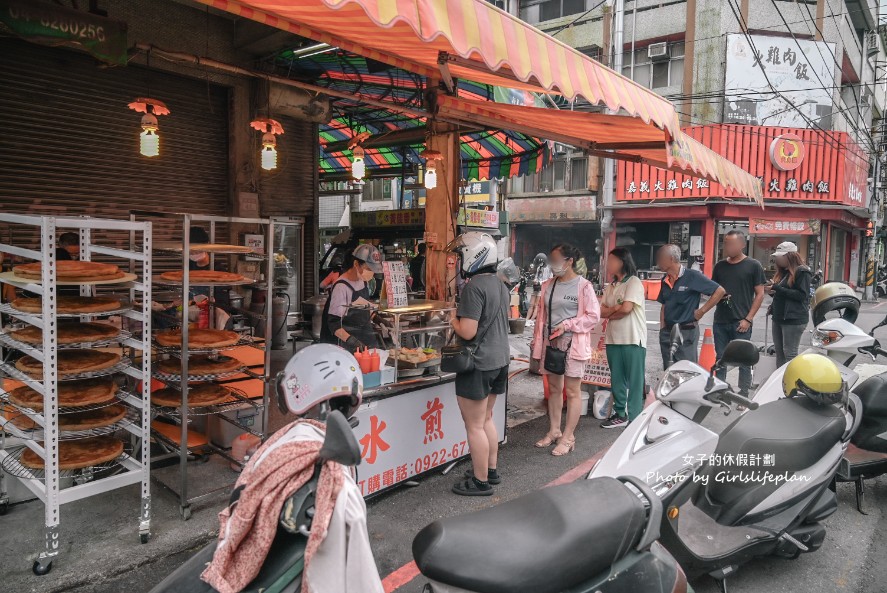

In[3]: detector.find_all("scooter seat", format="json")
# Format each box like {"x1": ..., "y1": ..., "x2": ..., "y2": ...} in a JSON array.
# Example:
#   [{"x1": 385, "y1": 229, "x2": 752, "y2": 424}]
[
  {"x1": 852, "y1": 374, "x2": 887, "y2": 453},
  {"x1": 699, "y1": 397, "x2": 845, "y2": 525},
  {"x1": 412, "y1": 477, "x2": 648, "y2": 593}
]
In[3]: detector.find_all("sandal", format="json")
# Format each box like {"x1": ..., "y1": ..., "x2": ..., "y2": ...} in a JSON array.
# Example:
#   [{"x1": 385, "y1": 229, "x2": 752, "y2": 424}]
[
  {"x1": 452, "y1": 477, "x2": 494, "y2": 497},
  {"x1": 551, "y1": 436, "x2": 576, "y2": 457},
  {"x1": 535, "y1": 432, "x2": 562, "y2": 448},
  {"x1": 464, "y1": 468, "x2": 502, "y2": 485}
]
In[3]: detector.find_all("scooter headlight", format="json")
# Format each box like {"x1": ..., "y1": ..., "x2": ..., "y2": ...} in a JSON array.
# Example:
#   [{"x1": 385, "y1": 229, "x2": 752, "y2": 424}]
[
  {"x1": 658, "y1": 370, "x2": 699, "y2": 397},
  {"x1": 812, "y1": 328, "x2": 843, "y2": 347}
]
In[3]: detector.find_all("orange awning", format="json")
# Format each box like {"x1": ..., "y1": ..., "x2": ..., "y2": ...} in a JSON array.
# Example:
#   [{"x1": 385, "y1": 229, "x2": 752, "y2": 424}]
[
  {"x1": 197, "y1": 0, "x2": 762, "y2": 202},
  {"x1": 435, "y1": 96, "x2": 764, "y2": 202}
]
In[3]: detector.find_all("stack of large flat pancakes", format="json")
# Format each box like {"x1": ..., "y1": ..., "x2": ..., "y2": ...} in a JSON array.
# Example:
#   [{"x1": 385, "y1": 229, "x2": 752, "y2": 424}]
[
  {"x1": 13, "y1": 260, "x2": 125, "y2": 282},
  {"x1": 154, "y1": 328, "x2": 239, "y2": 349},
  {"x1": 10, "y1": 296, "x2": 123, "y2": 314},
  {"x1": 15, "y1": 350, "x2": 121, "y2": 378},
  {"x1": 157, "y1": 355, "x2": 242, "y2": 377},
  {"x1": 152, "y1": 383, "x2": 232, "y2": 407},
  {"x1": 8, "y1": 378, "x2": 119, "y2": 410},
  {"x1": 57, "y1": 404, "x2": 127, "y2": 431},
  {"x1": 160, "y1": 270, "x2": 246, "y2": 283},
  {"x1": 21, "y1": 436, "x2": 124, "y2": 470},
  {"x1": 11, "y1": 322, "x2": 119, "y2": 345}
]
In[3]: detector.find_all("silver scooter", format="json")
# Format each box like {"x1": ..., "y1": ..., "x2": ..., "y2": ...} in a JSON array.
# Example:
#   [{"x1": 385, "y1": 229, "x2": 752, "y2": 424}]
[{"x1": 588, "y1": 327, "x2": 759, "y2": 493}]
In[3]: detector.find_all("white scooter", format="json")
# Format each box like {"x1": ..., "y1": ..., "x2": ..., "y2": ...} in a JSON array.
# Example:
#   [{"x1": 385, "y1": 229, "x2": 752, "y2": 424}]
[{"x1": 588, "y1": 327, "x2": 759, "y2": 493}]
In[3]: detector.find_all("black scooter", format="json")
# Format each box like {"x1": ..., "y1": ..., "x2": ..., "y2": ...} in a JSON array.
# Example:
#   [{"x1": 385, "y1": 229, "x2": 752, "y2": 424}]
[{"x1": 413, "y1": 475, "x2": 691, "y2": 593}]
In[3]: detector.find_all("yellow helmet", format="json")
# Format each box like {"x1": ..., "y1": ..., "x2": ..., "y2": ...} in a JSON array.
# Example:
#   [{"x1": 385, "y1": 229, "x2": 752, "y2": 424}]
[{"x1": 782, "y1": 353, "x2": 846, "y2": 405}]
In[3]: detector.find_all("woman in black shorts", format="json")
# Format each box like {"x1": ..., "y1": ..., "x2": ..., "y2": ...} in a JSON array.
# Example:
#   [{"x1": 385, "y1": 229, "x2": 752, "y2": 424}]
[{"x1": 448, "y1": 232, "x2": 510, "y2": 496}]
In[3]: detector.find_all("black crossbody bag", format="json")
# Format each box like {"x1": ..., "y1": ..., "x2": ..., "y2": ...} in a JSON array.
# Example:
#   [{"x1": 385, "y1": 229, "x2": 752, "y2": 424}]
[
  {"x1": 441, "y1": 280, "x2": 503, "y2": 374},
  {"x1": 544, "y1": 279, "x2": 572, "y2": 375}
]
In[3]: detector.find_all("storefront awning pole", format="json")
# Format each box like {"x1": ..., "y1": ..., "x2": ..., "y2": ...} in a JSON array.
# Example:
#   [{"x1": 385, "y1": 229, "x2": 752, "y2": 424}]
[{"x1": 424, "y1": 124, "x2": 461, "y2": 302}]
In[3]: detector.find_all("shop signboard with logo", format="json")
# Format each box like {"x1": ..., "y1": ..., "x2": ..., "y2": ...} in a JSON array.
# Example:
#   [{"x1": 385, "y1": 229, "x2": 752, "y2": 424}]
[
  {"x1": 617, "y1": 125, "x2": 869, "y2": 207},
  {"x1": 352, "y1": 382, "x2": 507, "y2": 497},
  {"x1": 351, "y1": 208, "x2": 424, "y2": 228}
]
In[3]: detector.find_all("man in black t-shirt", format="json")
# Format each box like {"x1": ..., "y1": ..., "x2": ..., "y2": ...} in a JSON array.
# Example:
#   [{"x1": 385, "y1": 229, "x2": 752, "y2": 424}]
[{"x1": 711, "y1": 230, "x2": 766, "y2": 395}]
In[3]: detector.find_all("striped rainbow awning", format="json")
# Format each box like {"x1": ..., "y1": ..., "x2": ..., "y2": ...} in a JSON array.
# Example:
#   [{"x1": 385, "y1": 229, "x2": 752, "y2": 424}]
[{"x1": 197, "y1": 0, "x2": 762, "y2": 203}]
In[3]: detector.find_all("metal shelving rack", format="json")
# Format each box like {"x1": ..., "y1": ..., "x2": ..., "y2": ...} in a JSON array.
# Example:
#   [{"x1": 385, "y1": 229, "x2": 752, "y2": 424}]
[
  {"x1": 0, "y1": 213, "x2": 152, "y2": 575},
  {"x1": 131, "y1": 212, "x2": 273, "y2": 520}
]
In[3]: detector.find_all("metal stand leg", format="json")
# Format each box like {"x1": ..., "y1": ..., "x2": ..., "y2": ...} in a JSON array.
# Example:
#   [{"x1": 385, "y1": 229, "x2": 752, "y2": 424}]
[
  {"x1": 716, "y1": 578, "x2": 728, "y2": 593},
  {"x1": 33, "y1": 524, "x2": 58, "y2": 575},
  {"x1": 855, "y1": 477, "x2": 868, "y2": 515}
]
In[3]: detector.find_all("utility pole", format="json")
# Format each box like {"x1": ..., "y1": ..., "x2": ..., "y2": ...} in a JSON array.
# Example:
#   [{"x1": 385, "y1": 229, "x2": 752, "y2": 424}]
[
  {"x1": 866, "y1": 125, "x2": 885, "y2": 300},
  {"x1": 600, "y1": 0, "x2": 624, "y2": 274}
]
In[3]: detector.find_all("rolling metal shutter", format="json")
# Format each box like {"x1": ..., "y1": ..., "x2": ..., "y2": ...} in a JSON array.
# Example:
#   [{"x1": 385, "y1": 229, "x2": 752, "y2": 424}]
[
  {"x1": 257, "y1": 115, "x2": 319, "y2": 296},
  {"x1": 0, "y1": 39, "x2": 230, "y2": 249}
]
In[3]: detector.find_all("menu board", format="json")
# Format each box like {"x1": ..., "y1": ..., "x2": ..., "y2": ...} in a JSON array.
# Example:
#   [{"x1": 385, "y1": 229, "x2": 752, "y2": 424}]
[{"x1": 382, "y1": 261, "x2": 409, "y2": 308}]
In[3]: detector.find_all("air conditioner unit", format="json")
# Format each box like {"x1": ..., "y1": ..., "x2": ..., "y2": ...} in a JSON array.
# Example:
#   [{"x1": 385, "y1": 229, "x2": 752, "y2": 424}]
[
  {"x1": 866, "y1": 30, "x2": 879, "y2": 56},
  {"x1": 648, "y1": 42, "x2": 669, "y2": 62}
]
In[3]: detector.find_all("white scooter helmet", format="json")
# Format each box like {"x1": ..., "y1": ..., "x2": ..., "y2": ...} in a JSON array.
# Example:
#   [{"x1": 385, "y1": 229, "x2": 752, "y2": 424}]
[
  {"x1": 277, "y1": 343, "x2": 363, "y2": 418},
  {"x1": 447, "y1": 231, "x2": 498, "y2": 276}
]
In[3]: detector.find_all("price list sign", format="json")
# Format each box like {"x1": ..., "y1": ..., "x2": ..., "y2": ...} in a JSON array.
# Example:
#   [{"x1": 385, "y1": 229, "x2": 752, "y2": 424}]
[{"x1": 383, "y1": 261, "x2": 409, "y2": 308}]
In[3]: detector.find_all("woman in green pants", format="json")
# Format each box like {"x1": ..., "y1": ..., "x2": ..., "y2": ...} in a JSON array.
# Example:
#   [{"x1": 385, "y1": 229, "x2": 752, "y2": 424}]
[{"x1": 599, "y1": 248, "x2": 647, "y2": 428}]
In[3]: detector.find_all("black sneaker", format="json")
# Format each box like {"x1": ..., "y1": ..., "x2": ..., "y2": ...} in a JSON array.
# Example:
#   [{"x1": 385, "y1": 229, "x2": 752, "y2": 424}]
[
  {"x1": 600, "y1": 415, "x2": 629, "y2": 429},
  {"x1": 464, "y1": 468, "x2": 502, "y2": 485}
]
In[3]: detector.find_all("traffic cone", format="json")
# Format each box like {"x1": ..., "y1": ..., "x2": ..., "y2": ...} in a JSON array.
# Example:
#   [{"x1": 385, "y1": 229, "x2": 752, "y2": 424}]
[
  {"x1": 699, "y1": 327, "x2": 716, "y2": 371},
  {"x1": 510, "y1": 305, "x2": 520, "y2": 319}
]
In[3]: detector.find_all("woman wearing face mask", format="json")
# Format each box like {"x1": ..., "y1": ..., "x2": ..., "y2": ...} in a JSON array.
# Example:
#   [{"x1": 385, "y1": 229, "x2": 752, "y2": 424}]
[
  {"x1": 320, "y1": 244, "x2": 384, "y2": 352},
  {"x1": 531, "y1": 243, "x2": 600, "y2": 456}
]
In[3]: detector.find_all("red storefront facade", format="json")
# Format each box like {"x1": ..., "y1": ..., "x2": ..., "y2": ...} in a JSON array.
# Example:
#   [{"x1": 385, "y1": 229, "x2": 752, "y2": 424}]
[{"x1": 615, "y1": 124, "x2": 870, "y2": 284}]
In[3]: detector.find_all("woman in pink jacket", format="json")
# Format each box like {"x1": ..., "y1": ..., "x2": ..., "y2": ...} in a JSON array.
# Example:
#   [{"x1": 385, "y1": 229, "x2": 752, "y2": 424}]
[{"x1": 531, "y1": 244, "x2": 601, "y2": 456}]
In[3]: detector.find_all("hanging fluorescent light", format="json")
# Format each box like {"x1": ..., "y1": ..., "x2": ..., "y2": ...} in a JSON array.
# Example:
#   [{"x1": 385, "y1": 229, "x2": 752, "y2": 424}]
[
  {"x1": 424, "y1": 162, "x2": 438, "y2": 189},
  {"x1": 420, "y1": 147, "x2": 444, "y2": 190},
  {"x1": 250, "y1": 118, "x2": 285, "y2": 171},
  {"x1": 261, "y1": 132, "x2": 277, "y2": 170},
  {"x1": 352, "y1": 146, "x2": 366, "y2": 180},
  {"x1": 128, "y1": 98, "x2": 169, "y2": 158}
]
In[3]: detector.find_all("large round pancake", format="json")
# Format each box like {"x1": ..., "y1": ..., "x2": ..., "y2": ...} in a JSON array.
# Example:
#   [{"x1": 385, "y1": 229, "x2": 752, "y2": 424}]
[
  {"x1": 21, "y1": 437, "x2": 124, "y2": 470},
  {"x1": 11, "y1": 322, "x2": 119, "y2": 345},
  {"x1": 15, "y1": 350, "x2": 121, "y2": 377},
  {"x1": 13, "y1": 260, "x2": 121, "y2": 280},
  {"x1": 11, "y1": 296, "x2": 123, "y2": 314},
  {"x1": 58, "y1": 404, "x2": 126, "y2": 431},
  {"x1": 5, "y1": 410, "x2": 37, "y2": 431},
  {"x1": 160, "y1": 270, "x2": 245, "y2": 283},
  {"x1": 157, "y1": 355, "x2": 242, "y2": 376},
  {"x1": 8, "y1": 378, "x2": 118, "y2": 410},
  {"x1": 152, "y1": 383, "x2": 232, "y2": 407},
  {"x1": 154, "y1": 328, "x2": 240, "y2": 349}
]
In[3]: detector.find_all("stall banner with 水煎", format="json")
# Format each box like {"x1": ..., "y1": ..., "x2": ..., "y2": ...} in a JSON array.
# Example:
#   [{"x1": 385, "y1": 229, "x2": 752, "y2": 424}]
[
  {"x1": 352, "y1": 382, "x2": 507, "y2": 497},
  {"x1": 581, "y1": 321, "x2": 611, "y2": 388}
]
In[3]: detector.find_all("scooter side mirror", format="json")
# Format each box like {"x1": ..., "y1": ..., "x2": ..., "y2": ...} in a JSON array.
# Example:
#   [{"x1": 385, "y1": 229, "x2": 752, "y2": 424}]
[
  {"x1": 718, "y1": 339, "x2": 760, "y2": 368},
  {"x1": 319, "y1": 410, "x2": 362, "y2": 466}
]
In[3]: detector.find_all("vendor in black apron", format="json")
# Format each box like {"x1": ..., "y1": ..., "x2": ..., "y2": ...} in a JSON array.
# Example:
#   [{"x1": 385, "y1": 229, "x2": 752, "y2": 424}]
[{"x1": 320, "y1": 243, "x2": 383, "y2": 352}]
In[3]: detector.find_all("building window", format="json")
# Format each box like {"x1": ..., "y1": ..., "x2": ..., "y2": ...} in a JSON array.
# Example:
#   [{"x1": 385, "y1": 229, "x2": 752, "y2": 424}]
[
  {"x1": 570, "y1": 157, "x2": 588, "y2": 190},
  {"x1": 486, "y1": 0, "x2": 506, "y2": 9},
  {"x1": 363, "y1": 178, "x2": 392, "y2": 201},
  {"x1": 621, "y1": 42, "x2": 684, "y2": 90},
  {"x1": 520, "y1": 0, "x2": 589, "y2": 24}
]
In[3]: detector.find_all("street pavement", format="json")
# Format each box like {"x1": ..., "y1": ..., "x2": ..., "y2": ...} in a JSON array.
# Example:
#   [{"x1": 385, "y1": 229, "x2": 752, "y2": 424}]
[{"x1": 5, "y1": 297, "x2": 887, "y2": 593}]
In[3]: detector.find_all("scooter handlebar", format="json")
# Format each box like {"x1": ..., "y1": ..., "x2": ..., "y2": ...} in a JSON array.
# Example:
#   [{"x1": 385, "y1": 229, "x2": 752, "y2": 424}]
[{"x1": 705, "y1": 390, "x2": 759, "y2": 410}]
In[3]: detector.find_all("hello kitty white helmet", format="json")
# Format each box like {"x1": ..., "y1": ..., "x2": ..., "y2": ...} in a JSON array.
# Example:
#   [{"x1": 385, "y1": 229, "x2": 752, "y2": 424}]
[{"x1": 276, "y1": 344, "x2": 363, "y2": 418}]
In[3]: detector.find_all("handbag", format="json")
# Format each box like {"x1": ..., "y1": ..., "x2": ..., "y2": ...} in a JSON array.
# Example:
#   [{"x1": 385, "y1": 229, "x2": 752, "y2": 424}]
[
  {"x1": 543, "y1": 278, "x2": 571, "y2": 375},
  {"x1": 441, "y1": 280, "x2": 504, "y2": 374}
]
